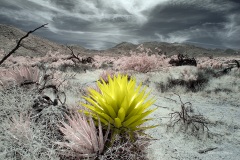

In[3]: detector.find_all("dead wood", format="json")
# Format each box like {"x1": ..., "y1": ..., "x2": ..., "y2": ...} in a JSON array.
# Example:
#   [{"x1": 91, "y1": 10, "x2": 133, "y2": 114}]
[
  {"x1": 167, "y1": 93, "x2": 210, "y2": 137},
  {"x1": 66, "y1": 46, "x2": 94, "y2": 65},
  {"x1": 169, "y1": 54, "x2": 197, "y2": 66},
  {"x1": 198, "y1": 147, "x2": 217, "y2": 154}
]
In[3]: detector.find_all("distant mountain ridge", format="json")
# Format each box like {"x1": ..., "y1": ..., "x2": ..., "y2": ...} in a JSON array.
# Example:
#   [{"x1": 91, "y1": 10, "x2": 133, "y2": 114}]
[
  {"x1": 107, "y1": 41, "x2": 240, "y2": 57},
  {"x1": 0, "y1": 24, "x2": 239, "y2": 57}
]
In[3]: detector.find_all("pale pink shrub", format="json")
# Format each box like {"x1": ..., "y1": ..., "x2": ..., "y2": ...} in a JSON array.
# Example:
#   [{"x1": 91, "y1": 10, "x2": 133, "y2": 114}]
[
  {"x1": 92, "y1": 55, "x2": 118, "y2": 69},
  {"x1": 56, "y1": 112, "x2": 109, "y2": 158},
  {"x1": 49, "y1": 59, "x2": 75, "y2": 69},
  {"x1": 99, "y1": 70, "x2": 117, "y2": 82},
  {"x1": 205, "y1": 59, "x2": 222, "y2": 69},
  {"x1": 136, "y1": 44, "x2": 153, "y2": 55},
  {"x1": 0, "y1": 66, "x2": 40, "y2": 87},
  {"x1": 197, "y1": 57, "x2": 240, "y2": 69},
  {"x1": 114, "y1": 53, "x2": 170, "y2": 73},
  {"x1": 0, "y1": 54, "x2": 34, "y2": 68},
  {"x1": 98, "y1": 70, "x2": 131, "y2": 84},
  {"x1": 82, "y1": 70, "x2": 116, "y2": 96},
  {"x1": 37, "y1": 51, "x2": 75, "y2": 69},
  {"x1": 82, "y1": 70, "x2": 130, "y2": 96},
  {"x1": 40, "y1": 51, "x2": 68, "y2": 63}
]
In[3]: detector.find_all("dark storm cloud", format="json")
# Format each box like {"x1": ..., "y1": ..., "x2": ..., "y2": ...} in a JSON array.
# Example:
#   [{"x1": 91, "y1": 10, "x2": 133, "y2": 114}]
[
  {"x1": 0, "y1": 0, "x2": 239, "y2": 49},
  {"x1": 138, "y1": 2, "x2": 230, "y2": 47}
]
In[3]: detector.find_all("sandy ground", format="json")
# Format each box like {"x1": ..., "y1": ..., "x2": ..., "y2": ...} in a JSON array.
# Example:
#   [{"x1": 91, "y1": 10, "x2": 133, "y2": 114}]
[{"x1": 63, "y1": 69, "x2": 240, "y2": 160}]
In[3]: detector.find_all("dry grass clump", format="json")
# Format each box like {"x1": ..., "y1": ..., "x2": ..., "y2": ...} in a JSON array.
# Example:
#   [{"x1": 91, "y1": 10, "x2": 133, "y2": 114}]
[
  {"x1": 7, "y1": 113, "x2": 33, "y2": 143},
  {"x1": 205, "y1": 72, "x2": 240, "y2": 94},
  {"x1": 0, "y1": 86, "x2": 34, "y2": 123},
  {"x1": 99, "y1": 134, "x2": 150, "y2": 160}
]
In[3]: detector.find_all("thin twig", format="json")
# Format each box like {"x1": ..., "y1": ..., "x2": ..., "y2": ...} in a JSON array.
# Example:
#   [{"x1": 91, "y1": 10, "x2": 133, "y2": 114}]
[
  {"x1": 153, "y1": 104, "x2": 169, "y2": 109},
  {"x1": 198, "y1": 147, "x2": 217, "y2": 154}
]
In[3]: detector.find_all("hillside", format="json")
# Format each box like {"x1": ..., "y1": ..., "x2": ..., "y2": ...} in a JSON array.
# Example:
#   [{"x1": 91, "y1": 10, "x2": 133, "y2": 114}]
[
  {"x1": 107, "y1": 41, "x2": 240, "y2": 57},
  {"x1": 0, "y1": 24, "x2": 239, "y2": 57},
  {"x1": 0, "y1": 24, "x2": 86, "y2": 57}
]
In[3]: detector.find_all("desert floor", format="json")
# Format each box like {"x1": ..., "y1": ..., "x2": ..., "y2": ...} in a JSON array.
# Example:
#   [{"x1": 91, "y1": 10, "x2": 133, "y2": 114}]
[
  {"x1": 63, "y1": 67, "x2": 240, "y2": 160},
  {"x1": 1, "y1": 53, "x2": 240, "y2": 160}
]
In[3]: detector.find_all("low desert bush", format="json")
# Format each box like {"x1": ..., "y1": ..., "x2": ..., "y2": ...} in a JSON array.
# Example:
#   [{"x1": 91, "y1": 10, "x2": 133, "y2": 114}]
[
  {"x1": 114, "y1": 53, "x2": 169, "y2": 73},
  {"x1": 98, "y1": 70, "x2": 117, "y2": 83},
  {"x1": 93, "y1": 55, "x2": 117, "y2": 69},
  {"x1": 204, "y1": 73, "x2": 240, "y2": 94},
  {"x1": 158, "y1": 66, "x2": 210, "y2": 92},
  {"x1": 59, "y1": 63, "x2": 91, "y2": 72}
]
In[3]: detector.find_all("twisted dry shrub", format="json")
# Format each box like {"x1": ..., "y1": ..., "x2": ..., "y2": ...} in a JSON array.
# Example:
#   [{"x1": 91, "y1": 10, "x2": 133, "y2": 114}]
[
  {"x1": 167, "y1": 94, "x2": 210, "y2": 138},
  {"x1": 81, "y1": 74, "x2": 157, "y2": 139},
  {"x1": 114, "y1": 53, "x2": 169, "y2": 73}
]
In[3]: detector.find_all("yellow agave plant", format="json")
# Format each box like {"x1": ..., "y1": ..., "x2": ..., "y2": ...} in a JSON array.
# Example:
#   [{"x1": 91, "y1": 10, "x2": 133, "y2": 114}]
[{"x1": 81, "y1": 74, "x2": 157, "y2": 134}]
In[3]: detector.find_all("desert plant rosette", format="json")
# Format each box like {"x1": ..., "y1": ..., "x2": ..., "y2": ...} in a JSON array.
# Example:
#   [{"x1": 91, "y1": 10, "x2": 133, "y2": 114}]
[{"x1": 81, "y1": 73, "x2": 158, "y2": 140}]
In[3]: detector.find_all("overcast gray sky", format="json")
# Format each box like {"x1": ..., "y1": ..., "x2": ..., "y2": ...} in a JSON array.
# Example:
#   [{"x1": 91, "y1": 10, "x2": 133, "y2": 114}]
[{"x1": 0, "y1": 0, "x2": 240, "y2": 50}]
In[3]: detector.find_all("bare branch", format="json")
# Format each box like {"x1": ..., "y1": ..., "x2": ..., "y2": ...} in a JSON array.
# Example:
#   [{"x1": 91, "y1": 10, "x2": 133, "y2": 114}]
[
  {"x1": 0, "y1": 23, "x2": 48, "y2": 66},
  {"x1": 66, "y1": 46, "x2": 81, "y2": 65},
  {"x1": 65, "y1": 46, "x2": 94, "y2": 65}
]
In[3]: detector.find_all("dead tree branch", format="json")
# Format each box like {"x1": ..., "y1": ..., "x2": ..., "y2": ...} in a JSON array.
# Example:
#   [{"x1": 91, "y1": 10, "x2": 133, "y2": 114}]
[
  {"x1": 0, "y1": 23, "x2": 48, "y2": 66},
  {"x1": 66, "y1": 46, "x2": 81, "y2": 65},
  {"x1": 65, "y1": 46, "x2": 94, "y2": 65}
]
